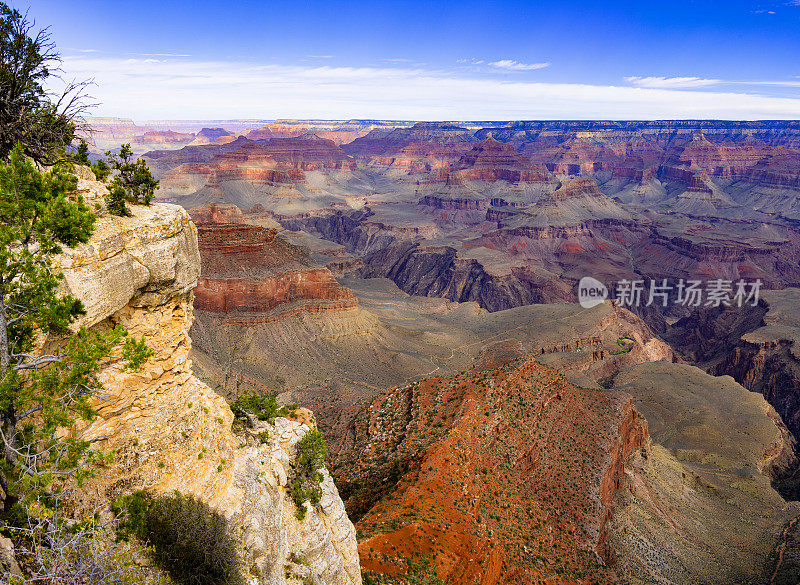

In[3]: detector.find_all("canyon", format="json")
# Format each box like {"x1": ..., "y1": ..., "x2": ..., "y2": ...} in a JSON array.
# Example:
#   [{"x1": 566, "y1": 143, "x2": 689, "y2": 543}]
[{"x1": 62, "y1": 118, "x2": 800, "y2": 583}]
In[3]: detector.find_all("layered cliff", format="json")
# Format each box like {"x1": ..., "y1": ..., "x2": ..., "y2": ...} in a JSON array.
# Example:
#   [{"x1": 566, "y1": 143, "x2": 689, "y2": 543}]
[
  {"x1": 189, "y1": 204, "x2": 358, "y2": 323},
  {"x1": 55, "y1": 179, "x2": 362, "y2": 585},
  {"x1": 343, "y1": 122, "x2": 477, "y2": 170},
  {"x1": 667, "y1": 289, "x2": 800, "y2": 497},
  {"x1": 432, "y1": 137, "x2": 554, "y2": 184}
]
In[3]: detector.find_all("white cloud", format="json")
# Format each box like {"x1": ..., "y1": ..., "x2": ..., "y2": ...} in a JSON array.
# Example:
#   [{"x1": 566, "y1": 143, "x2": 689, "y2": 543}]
[
  {"x1": 627, "y1": 76, "x2": 800, "y2": 89},
  {"x1": 744, "y1": 80, "x2": 800, "y2": 87},
  {"x1": 134, "y1": 53, "x2": 192, "y2": 58},
  {"x1": 52, "y1": 55, "x2": 800, "y2": 120},
  {"x1": 307, "y1": 55, "x2": 334, "y2": 59},
  {"x1": 489, "y1": 59, "x2": 550, "y2": 71},
  {"x1": 626, "y1": 76, "x2": 720, "y2": 88}
]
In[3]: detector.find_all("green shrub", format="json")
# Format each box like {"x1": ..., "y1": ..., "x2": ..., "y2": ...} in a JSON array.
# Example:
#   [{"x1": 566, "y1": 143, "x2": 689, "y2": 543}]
[
  {"x1": 113, "y1": 491, "x2": 243, "y2": 585},
  {"x1": 70, "y1": 140, "x2": 92, "y2": 166},
  {"x1": 92, "y1": 158, "x2": 111, "y2": 181},
  {"x1": 103, "y1": 143, "x2": 159, "y2": 215},
  {"x1": 289, "y1": 430, "x2": 328, "y2": 520},
  {"x1": 405, "y1": 555, "x2": 444, "y2": 585},
  {"x1": 231, "y1": 390, "x2": 295, "y2": 423},
  {"x1": 297, "y1": 429, "x2": 328, "y2": 478},
  {"x1": 112, "y1": 489, "x2": 151, "y2": 542}
]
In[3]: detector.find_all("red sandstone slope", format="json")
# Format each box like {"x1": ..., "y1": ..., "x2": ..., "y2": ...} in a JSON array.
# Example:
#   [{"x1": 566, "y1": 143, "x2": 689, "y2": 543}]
[{"x1": 334, "y1": 358, "x2": 647, "y2": 584}]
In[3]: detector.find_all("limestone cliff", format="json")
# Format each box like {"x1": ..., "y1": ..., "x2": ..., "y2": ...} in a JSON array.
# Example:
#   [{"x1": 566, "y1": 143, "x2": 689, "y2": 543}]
[{"x1": 55, "y1": 175, "x2": 362, "y2": 585}]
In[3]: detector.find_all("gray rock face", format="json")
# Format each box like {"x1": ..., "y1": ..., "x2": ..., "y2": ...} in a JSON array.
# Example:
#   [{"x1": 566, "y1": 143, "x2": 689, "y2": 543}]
[{"x1": 57, "y1": 199, "x2": 201, "y2": 329}]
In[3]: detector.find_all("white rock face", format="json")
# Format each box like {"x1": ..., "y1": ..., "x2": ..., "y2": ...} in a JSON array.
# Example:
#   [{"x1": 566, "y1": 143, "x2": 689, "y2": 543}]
[{"x1": 58, "y1": 187, "x2": 361, "y2": 585}]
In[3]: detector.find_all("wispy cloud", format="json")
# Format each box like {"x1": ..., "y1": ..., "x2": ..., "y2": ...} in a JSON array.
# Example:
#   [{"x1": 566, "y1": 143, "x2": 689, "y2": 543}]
[
  {"x1": 307, "y1": 55, "x2": 334, "y2": 59},
  {"x1": 627, "y1": 76, "x2": 800, "y2": 89},
  {"x1": 626, "y1": 76, "x2": 720, "y2": 88},
  {"x1": 381, "y1": 58, "x2": 414, "y2": 63},
  {"x1": 53, "y1": 56, "x2": 800, "y2": 120},
  {"x1": 489, "y1": 59, "x2": 550, "y2": 71},
  {"x1": 133, "y1": 52, "x2": 192, "y2": 58}
]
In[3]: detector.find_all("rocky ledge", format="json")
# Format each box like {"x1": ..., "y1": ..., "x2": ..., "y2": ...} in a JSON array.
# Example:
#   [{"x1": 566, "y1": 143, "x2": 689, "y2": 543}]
[{"x1": 56, "y1": 178, "x2": 362, "y2": 585}]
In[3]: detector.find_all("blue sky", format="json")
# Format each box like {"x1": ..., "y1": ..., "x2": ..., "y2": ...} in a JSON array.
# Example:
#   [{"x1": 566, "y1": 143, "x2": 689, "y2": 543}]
[{"x1": 21, "y1": 0, "x2": 800, "y2": 120}]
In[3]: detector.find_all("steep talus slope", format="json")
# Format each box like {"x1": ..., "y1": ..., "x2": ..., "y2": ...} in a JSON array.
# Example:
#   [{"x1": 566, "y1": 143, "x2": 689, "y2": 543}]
[
  {"x1": 608, "y1": 362, "x2": 800, "y2": 584},
  {"x1": 55, "y1": 183, "x2": 361, "y2": 585},
  {"x1": 336, "y1": 358, "x2": 647, "y2": 584},
  {"x1": 667, "y1": 289, "x2": 800, "y2": 494}
]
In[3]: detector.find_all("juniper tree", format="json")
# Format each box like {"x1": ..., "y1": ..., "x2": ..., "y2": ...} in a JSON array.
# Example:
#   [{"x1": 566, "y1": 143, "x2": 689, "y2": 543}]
[
  {"x1": 0, "y1": 144, "x2": 150, "y2": 513},
  {"x1": 104, "y1": 144, "x2": 159, "y2": 216},
  {"x1": 0, "y1": 3, "x2": 93, "y2": 163}
]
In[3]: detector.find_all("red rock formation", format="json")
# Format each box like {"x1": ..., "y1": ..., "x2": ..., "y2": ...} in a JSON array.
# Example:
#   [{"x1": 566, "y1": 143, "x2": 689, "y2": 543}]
[
  {"x1": 247, "y1": 120, "x2": 392, "y2": 144},
  {"x1": 547, "y1": 176, "x2": 606, "y2": 201},
  {"x1": 191, "y1": 205, "x2": 357, "y2": 323},
  {"x1": 195, "y1": 268, "x2": 357, "y2": 315},
  {"x1": 335, "y1": 358, "x2": 649, "y2": 584},
  {"x1": 432, "y1": 137, "x2": 553, "y2": 184},
  {"x1": 188, "y1": 203, "x2": 246, "y2": 224},
  {"x1": 478, "y1": 123, "x2": 800, "y2": 191},
  {"x1": 343, "y1": 122, "x2": 477, "y2": 170},
  {"x1": 190, "y1": 127, "x2": 235, "y2": 145}
]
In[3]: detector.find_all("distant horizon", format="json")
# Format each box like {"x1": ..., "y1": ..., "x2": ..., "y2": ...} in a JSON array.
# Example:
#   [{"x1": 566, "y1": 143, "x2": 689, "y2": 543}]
[{"x1": 90, "y1": 116, "x2": 800, "y2": 124}]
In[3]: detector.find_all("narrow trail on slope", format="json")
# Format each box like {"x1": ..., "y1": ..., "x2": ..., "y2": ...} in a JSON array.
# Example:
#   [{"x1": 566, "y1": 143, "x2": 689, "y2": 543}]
[{"x1": 770, "y1": 512, "x2": 800, "y2": 584}]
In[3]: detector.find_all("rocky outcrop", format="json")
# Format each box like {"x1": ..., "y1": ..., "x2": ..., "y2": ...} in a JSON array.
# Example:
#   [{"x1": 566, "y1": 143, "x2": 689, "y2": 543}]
[
  {"x1": 667, "y1": 290, "x2": 800, "y2": 495},
  {"x1": 358, "y1": 242, "x2": 546, "y2": 310},
  {"x1": 607, "y1": 361, "x2": 800, "y2": 584},
  {"x1": 55, "y1": 184, "x2": 362, "y2": 585},
  {"x1": 190, "y1": 206, "x2": 358, "y2": 324}
]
